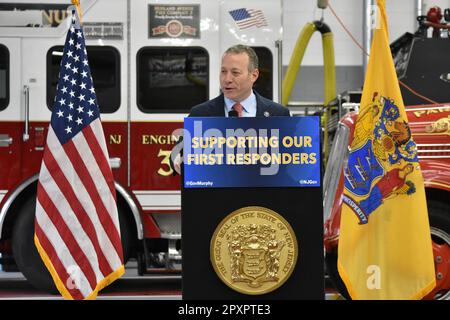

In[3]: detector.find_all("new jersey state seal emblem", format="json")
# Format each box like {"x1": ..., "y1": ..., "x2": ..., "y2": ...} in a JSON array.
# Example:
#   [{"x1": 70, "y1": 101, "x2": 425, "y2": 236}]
[{"x1": 210, "y1": 206, "x2": 298, "y2": 295}]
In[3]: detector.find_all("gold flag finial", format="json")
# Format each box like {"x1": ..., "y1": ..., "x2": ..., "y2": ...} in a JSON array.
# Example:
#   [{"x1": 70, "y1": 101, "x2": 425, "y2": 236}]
[{"x1": 71, "y1": 0, "x2": 83, "y2": 25}]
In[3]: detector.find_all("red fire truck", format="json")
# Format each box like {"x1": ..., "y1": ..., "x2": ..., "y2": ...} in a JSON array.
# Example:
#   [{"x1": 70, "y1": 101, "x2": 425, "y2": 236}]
[{"x1": 0, "y1": 0, "x2": 283, "y2": 292}]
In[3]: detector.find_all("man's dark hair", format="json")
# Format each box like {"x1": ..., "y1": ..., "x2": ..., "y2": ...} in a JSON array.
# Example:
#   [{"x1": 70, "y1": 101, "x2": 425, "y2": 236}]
[{"x1": 224, "y1": 44, "x2": 259, "y2": 72}]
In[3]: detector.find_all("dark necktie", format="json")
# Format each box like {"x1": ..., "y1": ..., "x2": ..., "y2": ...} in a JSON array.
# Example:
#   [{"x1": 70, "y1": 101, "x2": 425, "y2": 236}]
[{"x1": 232, "y1": 103, "x2": 244, "y2": 117}]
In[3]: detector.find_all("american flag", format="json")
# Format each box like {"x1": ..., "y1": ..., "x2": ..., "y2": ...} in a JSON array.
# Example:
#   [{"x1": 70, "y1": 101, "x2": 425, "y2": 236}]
[
  {"x1": 34, "y1": 13, "x2": 124, "y2": 300},
  {"x1": 228, "y1": 8, "x2": 268, "y2": 29}
]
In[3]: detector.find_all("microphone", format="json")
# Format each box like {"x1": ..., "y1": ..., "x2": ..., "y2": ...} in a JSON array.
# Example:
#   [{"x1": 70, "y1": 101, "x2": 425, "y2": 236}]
[{"x1": 228, "y1": 110, "x2": 238, "y2": 117}]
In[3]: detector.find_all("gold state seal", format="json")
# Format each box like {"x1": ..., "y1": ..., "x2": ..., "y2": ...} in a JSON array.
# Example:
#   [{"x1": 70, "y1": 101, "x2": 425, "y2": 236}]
[{"x1": 210, "y1": 206, "x2": 298, "y2": 295}]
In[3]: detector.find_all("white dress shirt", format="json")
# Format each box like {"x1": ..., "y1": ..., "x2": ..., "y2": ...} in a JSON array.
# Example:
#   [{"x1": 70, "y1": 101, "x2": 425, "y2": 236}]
[{"x1": 224, "y1": 92, "x2": 257, "y2": 117}]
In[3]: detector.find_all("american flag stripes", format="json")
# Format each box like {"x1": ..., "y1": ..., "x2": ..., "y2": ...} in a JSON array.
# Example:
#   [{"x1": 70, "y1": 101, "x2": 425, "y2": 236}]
[
  {"x1": 228, "y1": 8, "x2": 268, "y2": 30},
  {"x1": 34, "y1": 13, "x2": 124, "y2": 300}
]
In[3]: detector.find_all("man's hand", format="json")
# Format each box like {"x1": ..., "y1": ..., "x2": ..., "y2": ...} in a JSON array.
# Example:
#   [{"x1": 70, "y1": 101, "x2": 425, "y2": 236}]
[
  {"x1": 173, "y1": 153, "x2": 182, "y2": 175},
  {"x1": 169, "y1": 133, "x2": 184, "y2": 176}
]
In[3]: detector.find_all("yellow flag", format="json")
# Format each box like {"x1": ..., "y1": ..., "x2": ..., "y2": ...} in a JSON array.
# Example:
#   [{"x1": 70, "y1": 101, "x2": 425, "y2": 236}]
[{"x1": 337, "y1": 0, "x2": 436, "y2": 300}]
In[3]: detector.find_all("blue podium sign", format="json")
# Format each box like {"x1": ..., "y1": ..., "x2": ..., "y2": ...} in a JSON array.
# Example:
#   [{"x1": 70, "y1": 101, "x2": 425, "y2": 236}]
[{"x1": 183, "y1": 117, "x2": 320, "y2": 188}]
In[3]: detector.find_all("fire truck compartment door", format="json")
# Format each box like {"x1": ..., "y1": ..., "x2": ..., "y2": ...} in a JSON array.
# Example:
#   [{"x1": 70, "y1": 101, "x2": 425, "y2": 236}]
[{"x1": 0, "y1": 37, "x2": 23, "y2": 188}]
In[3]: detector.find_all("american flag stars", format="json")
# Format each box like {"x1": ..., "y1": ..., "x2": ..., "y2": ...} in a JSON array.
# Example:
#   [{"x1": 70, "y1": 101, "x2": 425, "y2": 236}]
[{"x1": 51, "y1": 22, "x2": 99, "y2": 145}]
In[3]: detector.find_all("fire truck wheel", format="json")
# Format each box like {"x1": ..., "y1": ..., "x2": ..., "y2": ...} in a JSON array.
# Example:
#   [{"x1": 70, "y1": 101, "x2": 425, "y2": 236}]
[
  {"x1": 324, "y1": 250, "x2": 351, "y2": 300},
  {"x1": 117, "y1": 201, "x2": 133, "y2": 264},
  {"x1": 428, "y1": 199, "x2": 450, "y2": 237},
  {"x1": 427, "y1": 199, "x2": 450, "y2": 300},
  {"x1": 12, "y1": 195, "x2": 134, "y2": 294},
  {"x1": 12, "y1": 196, "x2": 58, "y2": 294}
]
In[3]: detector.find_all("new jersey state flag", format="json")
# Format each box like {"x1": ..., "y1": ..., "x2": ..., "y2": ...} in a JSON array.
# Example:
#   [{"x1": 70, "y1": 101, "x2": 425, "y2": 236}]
[
  {"x1": 337, "y1": 0, "x2": 435, "y2": 300},
  {"x1": 34, "y1": 12, "x2": 124, "y2": 300}
]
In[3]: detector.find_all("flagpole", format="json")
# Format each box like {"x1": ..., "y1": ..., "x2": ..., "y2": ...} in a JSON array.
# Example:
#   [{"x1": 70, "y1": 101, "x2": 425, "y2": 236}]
[
  {"x1": 415, "y1": 0, "x2": 423, "y2": 29},
  {"x1": 35, "y1": 2, "x2": 125, "y2": 299},
  {"x1": 338, "y1": 0, "x2": 436, "y2": 300},
  {"x1": 362, "y1": 0, "x2": 375, "y2": 74},
  {"x1": 72, "y1": 0, "x2": 83, "y2": 25}
]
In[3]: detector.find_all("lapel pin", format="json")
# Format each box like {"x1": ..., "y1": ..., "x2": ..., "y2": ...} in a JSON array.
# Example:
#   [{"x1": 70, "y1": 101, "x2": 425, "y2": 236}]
[{"x1": 264, "y1": 111, "x2": 270, "y2": 117}]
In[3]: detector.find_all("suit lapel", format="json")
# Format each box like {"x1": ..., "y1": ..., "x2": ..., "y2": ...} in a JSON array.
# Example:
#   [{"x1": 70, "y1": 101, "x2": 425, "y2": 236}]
[
  {"x1": 209, "y1": 94, "x2": 226, "y2": 116},
  {"x1": 255, "y1": 92, "x2": 270, "y2": 117}
]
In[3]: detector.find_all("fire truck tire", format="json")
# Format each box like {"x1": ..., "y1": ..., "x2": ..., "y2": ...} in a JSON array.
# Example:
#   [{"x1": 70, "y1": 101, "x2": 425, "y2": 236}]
[
  {"x1": 12, "y1": 196, "x2": 58, "y2": 294},
  {"x1": 12, "y1": 195, "x2": 133, "y2": 295},
  {"x1": 427, "y1": 199, "x2": 450, "y2": 300},
  {"x1": 324, "y1": 250, "x2": 351, "y2": 300},
  {"x1": 428, "y1": 199, "x2": 450, "y2": 236},
  {"x1": 117, "y1": 201, "x2": 133, "y2": 264}
]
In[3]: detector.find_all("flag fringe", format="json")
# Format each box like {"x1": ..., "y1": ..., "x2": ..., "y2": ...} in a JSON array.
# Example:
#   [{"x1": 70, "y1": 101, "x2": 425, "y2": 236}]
[
  {"x1": 410, "y1": 278, "x2": 436, "y2": 300},
  {"x1": 338, "y1": 258, "x2": 436, "y2": 300},
  {"x1": 86, "y1": 264, "x2": 125, "y2": 300},
  {"x1": 337, "y1": 258, "x2": 358, "y2": 300},
  {"x1": 34, "y1": 234, "x2": 125, "y2": 300}
]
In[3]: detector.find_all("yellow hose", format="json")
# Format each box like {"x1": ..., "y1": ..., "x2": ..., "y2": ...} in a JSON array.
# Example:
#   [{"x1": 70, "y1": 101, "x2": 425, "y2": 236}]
[
  {"x1": 282, "y1": 23, "x2": 317, "y2": 106},
  {"x1": 322, "y1": 32, "x2": 336, "y2": 106},
  {"x1": 282, "y1": 21, "x2": 336, "y2": 165},
  {"x1": 322, "y1": 31, "x2": 336, "y2": 165}
]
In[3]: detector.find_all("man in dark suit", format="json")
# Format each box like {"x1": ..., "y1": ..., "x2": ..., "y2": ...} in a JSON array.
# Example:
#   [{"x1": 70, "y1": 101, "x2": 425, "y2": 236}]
[
  {"x1": 190, "y1": 44, "x2": 289, "y2": 118},
  {"x1": 172, "y1": 44, "x2": 290, "y2": 173}
]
